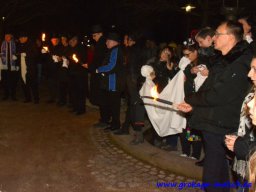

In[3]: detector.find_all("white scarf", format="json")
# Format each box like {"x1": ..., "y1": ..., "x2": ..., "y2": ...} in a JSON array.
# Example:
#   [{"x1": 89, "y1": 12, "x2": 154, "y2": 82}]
[{"x1": 20, "y1": 53, "x2": 27, "y2": 83}]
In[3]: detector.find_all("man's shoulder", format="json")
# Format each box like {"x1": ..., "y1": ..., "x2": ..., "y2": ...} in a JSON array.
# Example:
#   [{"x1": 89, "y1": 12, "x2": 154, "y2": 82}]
[{"x1": 225, "y1": 41, "x2": 253, "y2": 66}]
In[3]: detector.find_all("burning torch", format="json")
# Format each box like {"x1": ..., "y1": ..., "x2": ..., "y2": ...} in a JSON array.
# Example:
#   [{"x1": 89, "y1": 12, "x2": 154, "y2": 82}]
[{"x1": 141, "y1": 86, "x2": 175, "y2": 106}]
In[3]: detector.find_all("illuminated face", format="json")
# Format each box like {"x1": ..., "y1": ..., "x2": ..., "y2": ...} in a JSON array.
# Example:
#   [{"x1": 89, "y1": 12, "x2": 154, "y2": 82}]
[
  {"x1": 106, "y1": 39, "x2": 118, "y2": 49},
  {"x1": 69, "y1": 38, "x2": 78, "y2": 47},
  {"x1": 5, "y1": 34, "x2": 12, "y2": 42},
  {"x1": 213, "y1": 24, "x2": 234, "y2": 54},
  {"x1": 183, "y1": 49, "x2": 198, "y2": 63},
  {"x1": 61, "y1": 37, "x2": 68, "y2": 46},
  {"x1": 160, "y1": 48, "x2": 171, "y2": 62},
  {"x1": 196, "y1": 36, "x2": 212, "y2": 48},
  {"x1": 19, "y1": 37, "x2": 28, "y2": 44},
  {"x1": 127, "y1": 37, "x2": 135, "y2": 47},
  {"x1": 248, "y1": 58, "x2": 256, "y2": 86},
  {"x1": 92, "y1": 33, "x2": 102, "y2": 42},
  {"x1": 51, "y1": 38, "x2": 59, "y2": 46},
  {"x1": 123, "y1": 35, "x2": 129, "y2": 47},
  {"x1": 247, "y1": 96, "x2": 256, "y2": 125}
]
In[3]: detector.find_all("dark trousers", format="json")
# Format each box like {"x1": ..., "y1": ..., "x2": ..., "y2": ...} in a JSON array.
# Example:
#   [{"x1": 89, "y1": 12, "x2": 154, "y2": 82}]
[
  {"x1": 121, "y1": 100, "x2": 131, "y2": 130},
  {"x1": 165, "y1": 134, "x2": 179, "y2": 147},
  {"x1": 70, "y1": 73, "x2": 88, "y2": 113},
  {"x1": 180, "y1": 129, "x2": 202, "y2": 159},
  {"x1": 47, "y1": 76, "x2": 58, "y2": 101},
  {"x1": 1, "y1": 70, "x2": 19, "y2": 99},
  {"x1": 126, "y1": 77, "x2": 145, "y2": 131},
  {"x1": 202, "y1": 131, "x2": 230, "y2": 192},
  {"x1": 21, "y1": 74, "x2": 39, "y2": 102},
  {"x1": 58, "y1": 81, "x2": 68, "y2": 104},
  {"x1": 104, "y1": 91, "x2": 121, "y2": 129},
  {"x1": 99, "y1": 104, "x2": 111, "y2": 123},
  {"x1": 58, "y1": 69, "x2": 69, "y2": 105}
]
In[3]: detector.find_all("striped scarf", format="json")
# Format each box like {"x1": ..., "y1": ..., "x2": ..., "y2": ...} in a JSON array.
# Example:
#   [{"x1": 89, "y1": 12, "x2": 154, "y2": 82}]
[{"x1": 1, "y1": 40, "x2": 17, "y2": 70}]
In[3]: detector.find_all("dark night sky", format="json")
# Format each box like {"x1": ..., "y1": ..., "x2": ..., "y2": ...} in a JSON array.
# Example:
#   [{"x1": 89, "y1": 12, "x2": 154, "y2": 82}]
[{"x1": 1, "y1": 0, "x2": 256, "y2": 43}]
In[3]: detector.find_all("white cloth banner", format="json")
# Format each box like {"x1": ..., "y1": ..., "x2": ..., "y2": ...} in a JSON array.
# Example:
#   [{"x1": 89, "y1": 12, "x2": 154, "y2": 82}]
[
  {"x1": 139, "y1": 70, "x2": 187, "y2": 137},
  {"x1": 21, "y1": 53, "x2": 27, "y2": 84}
]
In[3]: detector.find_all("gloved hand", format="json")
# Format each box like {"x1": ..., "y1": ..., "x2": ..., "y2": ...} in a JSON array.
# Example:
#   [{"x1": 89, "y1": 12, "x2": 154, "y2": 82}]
[
  {"x1": 52, "y1": 55, "x2": 59, "y2": 63},
  {"x1": 245, "y1": 34, "x2": 253, "y2": 44},
  {"x1": 62, "y1": 57, "x2": 69, "y2": 68},
  {"x1": 41, "y1": 46, "x2": 49, "y2": 54},
  {"x1": 41, "y1": 48, "x2": 47, "y2": 54},
  {"x1": 12, "y1": 55, "x2": 17, "y2": 60},
  {"x1": 21, "y1": 53, "x2": 26, "y2": 57}
]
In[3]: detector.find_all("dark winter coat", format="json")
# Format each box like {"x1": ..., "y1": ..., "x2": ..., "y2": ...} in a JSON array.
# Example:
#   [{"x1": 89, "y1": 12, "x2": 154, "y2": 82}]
[
  {"x1": 88, "y1": 36, "x2": 107, "y2": 72},
  {"x1": 126, "y1": 45, "x2": 142, "y2": 79},
  {"x1": 198, "y1": 46, "x2": 221, "y2": 69},
  {"x1": 88, "y1": 36, "x2": 108, "y2": 105},
  {"x1": 234, "y1": 128, "x2": 256, "y2": 160},
  {"x1": 17, "y1": 40, "x2": 39, "y2": 77},
  {"x1": 183, "y1": 64, "x2": 197, "y2": 97},
  {"x1": 185, "y1": 40, "x2": 253, "y2": 135},
  {"x1": 58, "y1": 44, "x2": 71, "y2": 82},
  {"x1": 68, "y1": 44, "x2": 87, "y2": 75},
  {"x1": 153, "y1": 61, "x2": 179, "y2": 93},
  {"x1": 46, "y1": 43, "x2": 62, "y2": 77}
]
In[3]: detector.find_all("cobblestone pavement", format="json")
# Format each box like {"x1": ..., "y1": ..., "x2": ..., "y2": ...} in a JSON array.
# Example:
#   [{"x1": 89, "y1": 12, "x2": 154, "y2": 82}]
[
  {"x1": 87, "y1": 127, "x2": 203, "y2": 192},
  {"x1": 0, "y1": 99, "x2": 203, "y2": 192}
]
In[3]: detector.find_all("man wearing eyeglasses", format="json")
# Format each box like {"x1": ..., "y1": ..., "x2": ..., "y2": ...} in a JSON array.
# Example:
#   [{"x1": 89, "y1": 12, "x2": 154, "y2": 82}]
[{"x1": 178, "y1": 21, "x2": 253, "y2": 192}]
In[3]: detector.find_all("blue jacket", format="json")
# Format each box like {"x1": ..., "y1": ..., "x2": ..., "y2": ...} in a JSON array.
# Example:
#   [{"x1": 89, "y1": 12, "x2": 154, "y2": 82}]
[{"x1": 97, "y1": 45, "x2": 125, "y2": 91}]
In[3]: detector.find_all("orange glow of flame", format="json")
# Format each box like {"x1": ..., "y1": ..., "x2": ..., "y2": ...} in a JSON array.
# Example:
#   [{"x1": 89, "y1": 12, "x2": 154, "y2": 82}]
[
  {"x1": 42, "y1": 33, "x2": 46, "y2": 42},
  {"x1": 150, "y1": 86, "x2": 159, "y2": 100},
  {"x1": 72, "y1": 54, "x2": 79, "y2": 63},
  {"x1": 43, "y1": 46, "x2": 48, "y2": 52}
]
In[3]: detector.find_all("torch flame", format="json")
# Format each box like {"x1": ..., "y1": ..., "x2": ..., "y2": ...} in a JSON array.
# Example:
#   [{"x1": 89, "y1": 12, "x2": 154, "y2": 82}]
[
  {"x1": 150, "y1": 86, "x2": 159, "y2": 100},
  {"x1": 72, "y1": 54, "x2": 79, "y2": 63},
  {"x1": 42, "y1": 33, "x2": 46, "y2": 42},
  {"x1": 43, "y1": 46, "x2": 48, "y2": 52}
]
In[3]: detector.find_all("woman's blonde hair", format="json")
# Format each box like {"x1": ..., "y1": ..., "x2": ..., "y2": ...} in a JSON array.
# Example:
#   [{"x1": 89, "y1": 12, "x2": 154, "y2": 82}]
[{"x1": 249, "y1": 150, "x2": 256, "y2": 192}]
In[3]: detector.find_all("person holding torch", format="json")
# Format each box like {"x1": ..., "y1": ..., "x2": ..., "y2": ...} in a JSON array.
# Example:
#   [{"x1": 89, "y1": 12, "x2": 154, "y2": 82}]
[
  {"x1": 177, "y1": 21, "x2": 253, "y2": 192},
  {"x1": 68, "y1": 35, "x2": 88, "y2": 115}
]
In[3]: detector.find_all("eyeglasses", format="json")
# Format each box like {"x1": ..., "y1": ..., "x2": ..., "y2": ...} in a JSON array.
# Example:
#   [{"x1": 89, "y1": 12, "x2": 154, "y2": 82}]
[
  {"x1": 183, "y1": 52, "x2": 192, "y2": 57},
  {"x1": 215, "y1": 31, "x2": 230, "y2": 36}
]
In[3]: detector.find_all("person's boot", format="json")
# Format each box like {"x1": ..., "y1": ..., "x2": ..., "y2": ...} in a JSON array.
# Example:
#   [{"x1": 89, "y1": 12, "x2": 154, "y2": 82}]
[
  {"x1": 195, "y1": 158, "x2": 204, "y2": 167},
  {"x1": 114, "y1": 126, "x2": 129, "y2": 135},
  {"x1": 130, "y1": 130, "x2": 144, "y2": 145}
]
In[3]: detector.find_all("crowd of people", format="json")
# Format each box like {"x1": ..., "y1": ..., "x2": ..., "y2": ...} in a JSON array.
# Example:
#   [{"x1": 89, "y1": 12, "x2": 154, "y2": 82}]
[{"x1": 0, "y1": 15, "x2": 256, "y2": 192}]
